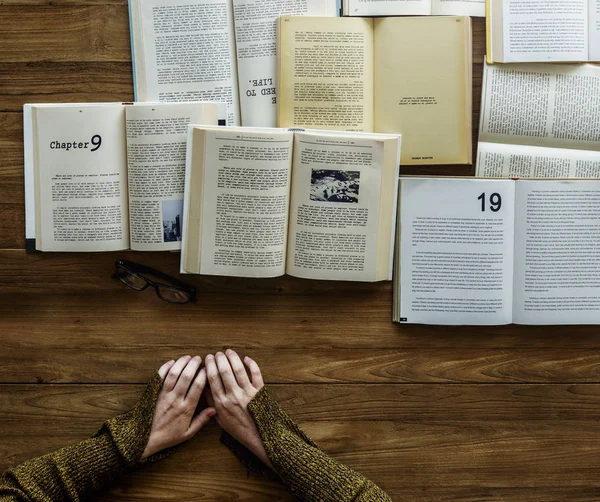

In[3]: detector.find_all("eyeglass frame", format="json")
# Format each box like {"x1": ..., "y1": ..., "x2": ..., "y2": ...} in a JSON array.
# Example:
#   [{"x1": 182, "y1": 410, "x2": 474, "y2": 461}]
[{"x1": 112, "y1": 259, "x2": 197, "y2": 304}]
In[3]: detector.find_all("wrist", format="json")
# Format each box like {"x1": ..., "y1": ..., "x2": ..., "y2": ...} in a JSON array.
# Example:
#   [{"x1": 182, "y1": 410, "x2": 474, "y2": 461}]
[{"x1": 244, "y1": 436, "x2": 272, "y2": 469}]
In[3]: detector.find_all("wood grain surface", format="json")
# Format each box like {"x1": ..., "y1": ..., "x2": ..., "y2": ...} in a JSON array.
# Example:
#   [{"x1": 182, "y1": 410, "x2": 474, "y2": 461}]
[{"x1": 0, "y1": 4, "x2": 598, "y2": 501}]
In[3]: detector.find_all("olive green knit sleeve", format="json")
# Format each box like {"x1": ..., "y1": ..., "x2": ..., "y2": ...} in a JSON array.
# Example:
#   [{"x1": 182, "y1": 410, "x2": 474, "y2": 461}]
[
  {"x1": 0, "y1": 374, "x2": 165, "y2": 502},
  {"x1": 244, "y1": 387, "x2": 391, "y2": 502}
]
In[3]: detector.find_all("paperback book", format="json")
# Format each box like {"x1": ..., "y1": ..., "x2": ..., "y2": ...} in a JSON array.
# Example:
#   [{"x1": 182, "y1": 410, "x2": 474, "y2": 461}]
[
  {"x1": 487, "y1": 0, "x2": 600, "y2": 63},
  {"x1": 24, "y1": 102, "x2": 221, "y2": 252},
  {"x1": 277, "y1": 16, "x2": 473, "y2": 165},
  {"x1": 395, "y1": 177, "x2": 600, "y2": 325},
  {"x1": 476, "y1": 61, "x2": 600, "y2": 178},
  {"x1": 181, "y1": 126, "x2": 401, "y2": 281}
]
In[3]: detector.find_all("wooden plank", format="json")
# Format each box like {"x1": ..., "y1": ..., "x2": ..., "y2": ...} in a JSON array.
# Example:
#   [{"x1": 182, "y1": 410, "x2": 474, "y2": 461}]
[
  {"x1": 0, "y1": 63, "x2": 134, "y2": 112},
  {"x1": 2, "y1": 384, "x2": 600, "y2": 500},
  {"x1": 2, "y1": 384, "x2": 600, "y2": 426},
  {"x1": 0, "y1": 6, "x2": 131, "y2": 63},
  {"x1": 2, "y1": 341, "x2": 600, "y2": 383},
  {"x1": 0, "y1": 113, "x2": 26, "y2": 249}
]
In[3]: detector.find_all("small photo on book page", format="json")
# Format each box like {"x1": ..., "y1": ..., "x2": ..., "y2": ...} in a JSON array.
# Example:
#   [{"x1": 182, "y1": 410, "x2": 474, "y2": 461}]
[
  {"x1": 399, "y1": 178, "x2": 515, "y2": 325},
  {"x1": 513, "y1": 180, "x2": 600, "y2": 325}
]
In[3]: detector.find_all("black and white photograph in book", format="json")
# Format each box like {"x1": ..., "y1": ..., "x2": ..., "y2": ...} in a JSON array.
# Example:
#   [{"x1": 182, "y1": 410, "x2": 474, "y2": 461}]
[
  {"x1": 310, "y1": 169, "x2": 360, "y2": 203},
  {"x1": 162, "y1": 199, "x2": 183, "y2": 242}
]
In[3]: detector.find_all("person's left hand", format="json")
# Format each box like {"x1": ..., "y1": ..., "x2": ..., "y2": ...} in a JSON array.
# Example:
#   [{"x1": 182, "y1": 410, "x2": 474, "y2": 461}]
[{"x1": 142, "y1": 355, "x2": 217, "y2": 459}]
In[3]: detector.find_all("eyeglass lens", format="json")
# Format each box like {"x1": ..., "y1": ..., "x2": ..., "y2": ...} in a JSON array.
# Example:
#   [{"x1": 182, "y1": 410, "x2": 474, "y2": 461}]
[
  {"x1": 119, "y1": 271, "x2": 148, "y2": 290},
  {"x1": 157, "y1": 286, "x2": 191, "y2": 304}
]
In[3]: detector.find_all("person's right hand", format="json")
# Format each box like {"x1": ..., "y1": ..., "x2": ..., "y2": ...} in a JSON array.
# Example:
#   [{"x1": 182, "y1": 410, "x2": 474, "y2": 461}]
[
  {"x1": 142, "y1": 355, "x2": 216, "y2": 459},
  {"x1": 204, "y1": 349, "x2": 272, "y2": 469}
]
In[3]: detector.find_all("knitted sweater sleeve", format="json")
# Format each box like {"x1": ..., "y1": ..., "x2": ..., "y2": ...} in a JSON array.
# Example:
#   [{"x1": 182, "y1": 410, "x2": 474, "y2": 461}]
[
  {"x1": 224, "y1": 387, "x2": 392, "y2": 502},
  {"x1": 0, "y1": 374, "x2": 164, "y2": 502}
]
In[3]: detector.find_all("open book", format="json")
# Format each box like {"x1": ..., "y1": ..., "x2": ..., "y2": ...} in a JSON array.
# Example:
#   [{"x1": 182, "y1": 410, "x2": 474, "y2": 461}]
[
  {"x1": 395, "y1": 177, "x2": 600, "y2": 325},
  {"x1": 24, "y1": 101, "x2": 220, "y2": 252},
  {"x1": 276, "y1": 16, "x2": 472, "y2": 165},
  {"x1": 342, "y1": 0, "x2": 485, "y2": 17},
  {"x1": 476, "y1": 62, "x2": 600, "y2": 178},
  {"x1": 181, "y1": 126, "x2": 401, "y2": 281},
  {"x1": 128, "y1": 0, "x2": 337, "y2": 128},
  {"x1": 487, "y1": 0, "x2": 600, "y2": 63}
]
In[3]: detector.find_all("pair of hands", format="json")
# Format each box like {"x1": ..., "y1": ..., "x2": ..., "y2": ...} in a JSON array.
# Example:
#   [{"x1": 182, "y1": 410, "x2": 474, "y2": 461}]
[{"x1": 142, "y1": 350, "x2": 272, "y2": 468}]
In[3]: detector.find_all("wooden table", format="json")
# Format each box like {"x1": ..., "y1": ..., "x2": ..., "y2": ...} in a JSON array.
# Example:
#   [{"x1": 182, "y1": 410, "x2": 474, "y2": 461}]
[{"x1": 1, "y1": 6, "x2": 600, "y2": 501}]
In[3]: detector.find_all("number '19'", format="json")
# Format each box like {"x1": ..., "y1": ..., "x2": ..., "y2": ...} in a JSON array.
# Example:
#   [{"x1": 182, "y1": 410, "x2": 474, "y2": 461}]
[{"x1": 478, "y1": 192, "x2": 502, "y2": 212}]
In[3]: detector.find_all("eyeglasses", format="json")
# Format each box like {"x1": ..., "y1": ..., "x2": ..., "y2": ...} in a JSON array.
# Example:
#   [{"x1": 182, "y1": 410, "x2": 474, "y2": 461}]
[{"x1": 112, "y1": 260, "x2": 196, "y2": 304}]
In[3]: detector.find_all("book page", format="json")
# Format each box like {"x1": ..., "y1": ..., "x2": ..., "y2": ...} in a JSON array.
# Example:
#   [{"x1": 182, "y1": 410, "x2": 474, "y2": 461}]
[
  {"x1": 501, "y1": 0, "x2": 588, "y2": 62},
  {"x1": 125, "y1": 102, "x2": 219, "y2": 251},
  {"x1": 513, "y1": 180, "x2": 600, "y2": 324},
  {"x1": 476, "y1": 142, "x2": 600, "y2": 178},
  {"x1": 431, "y1": 0, "x2": 485, "y2": 17},
  {"x1": 590, "y1": 0, "x2": 600, "y2": 61},
  {"x1": 33, "y1": 104, "x2": 129, "y2": 252},
  {"x1": 130, "y1": 0, "x2": 240, "y2": 126},
  {"x1": 194, "y1": 127, "x2": 294, "y2": 277},
  {"x1": 398, "y1": 178, "x2": 515, "y2": 325},
  {"x1": 277, "y1": 17, "x2": 374, "y2": 132},
  {"x1": 479, "y1": 62, "x2": 600, "y2": 151},
  {"x1": 286, "y1": 131, "x2": 394, "y2": 281},
  {"x1": 373, "y1": 16, "x2": 472, "y2": 165},
  {"x1": 233, "y1": 0, "x2": 337, "y2": 127},
  {"x1": 344, "y1": 0, "x2": 431, "y2": 16}
]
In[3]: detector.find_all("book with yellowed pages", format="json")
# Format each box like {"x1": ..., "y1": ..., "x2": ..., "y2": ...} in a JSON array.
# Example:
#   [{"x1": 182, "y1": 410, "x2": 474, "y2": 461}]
[
  {"x1": 24, "y1": 101, "x2": 221, "y2": 252},
  {"x1": 181, "y1": 126, "x2": 401, "y2": 281},
  {"x1": 394, "y1": 177, "x2": 600, "y2": 325},
  {"x1": 342, "y1": 0, "x2": 485, "y2": 17},
  {"x1": 486, "y1": 0, "x2": 600, "y2": 63},
  {"x1": 476, "y1": 62, "x2": 600, "y2": 178},
  {"x1": 276, "y1": 16, "x2": 472, "y2": 166}
]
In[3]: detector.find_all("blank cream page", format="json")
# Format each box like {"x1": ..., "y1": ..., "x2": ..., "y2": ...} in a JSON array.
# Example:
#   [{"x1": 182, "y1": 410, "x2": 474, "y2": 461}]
[{"x1": 373, "y1": 16, "x2": 471, "y2": 165}]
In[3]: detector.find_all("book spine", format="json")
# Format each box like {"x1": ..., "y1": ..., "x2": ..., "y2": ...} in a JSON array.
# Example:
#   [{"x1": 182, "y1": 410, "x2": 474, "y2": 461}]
[{"x1": 23, "y1": 104, "x2": 37, "y2": 253}]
